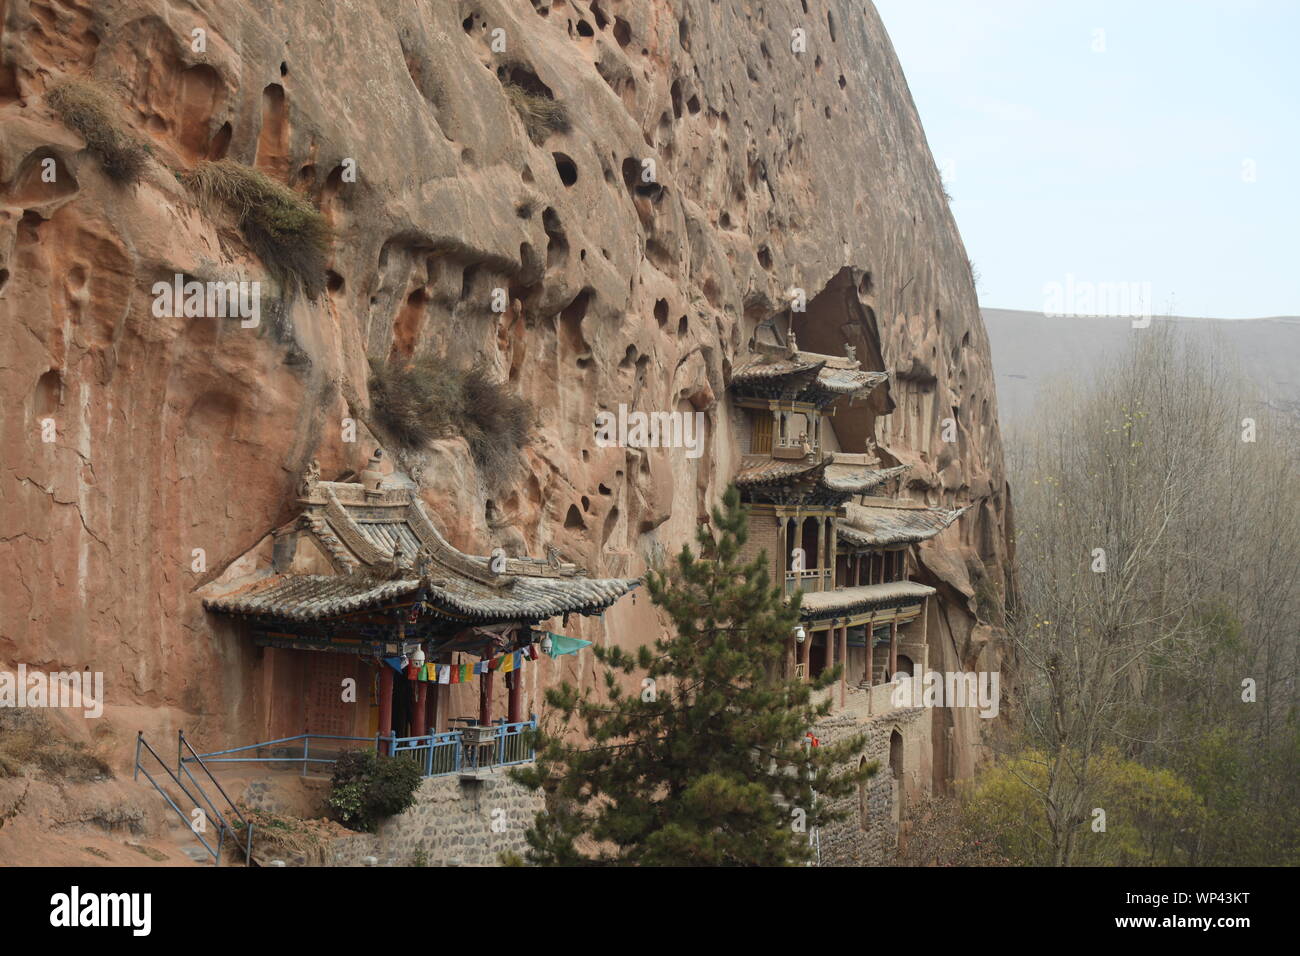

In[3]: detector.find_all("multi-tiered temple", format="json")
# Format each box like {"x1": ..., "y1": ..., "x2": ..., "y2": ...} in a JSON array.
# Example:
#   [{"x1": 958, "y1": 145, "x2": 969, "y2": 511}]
[{"x1": 730, "y1": 327, "x2": 964, "y2": 707}]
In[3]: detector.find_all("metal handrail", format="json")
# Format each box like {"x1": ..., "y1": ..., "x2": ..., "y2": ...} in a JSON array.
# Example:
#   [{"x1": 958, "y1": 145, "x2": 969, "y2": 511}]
[
  {"x1": 184, "y1": 724, "x2": 537, "y2": 781},
  {"x1": 177, "y1": 731, "x2": 254, "y2": 866},
  {"x1": 134, "y1": 731, "x2": 224, "y2": 866},
  {"x1": 184, "y1": 733, "x2": 378, "y2": 763}
]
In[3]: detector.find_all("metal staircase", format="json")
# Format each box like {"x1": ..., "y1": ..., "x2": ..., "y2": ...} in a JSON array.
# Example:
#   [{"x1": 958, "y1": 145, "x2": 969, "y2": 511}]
[{"x1": 133, "y1": 730, "x2": 255, "y2": 866}]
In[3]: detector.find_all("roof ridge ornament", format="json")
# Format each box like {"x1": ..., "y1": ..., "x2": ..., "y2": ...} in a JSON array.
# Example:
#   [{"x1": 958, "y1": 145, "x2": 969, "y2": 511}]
[
  {"x1": 298, "y1": 459, "x2": 321, "y2": 499},
  {"x1": 360, "y1": 448, "x2": 385, "y2": 498}
]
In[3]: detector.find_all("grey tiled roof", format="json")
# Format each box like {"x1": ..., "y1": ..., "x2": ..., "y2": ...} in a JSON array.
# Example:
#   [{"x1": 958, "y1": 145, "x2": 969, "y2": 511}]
[
  {"x1": 798, "y1": 580, "x2": 935, "y2": 618},
  {"x1": 204, "y1": 570, "x2": 638, "y2": 623},
  {"x1": 734, "y1": 458, "x2": 906, "y2": 496},
  {"x1": 204, "y1": 477, "x2": 639, "y2": 624},
  {"x1": 838, "y1": 503, "x2": 967, "y2": 548},
  {"x1": 731, "y1": 353, "x2": 888, "y2": 401},
  {"x1": 731, "y1": 358, "x2": 825, "y2": 384},
  {"x1": 204, "y1": 575, "x2": 422, "y2": 622},
  {"x1": 821, "y1": 464, "x2": 908, "y2": 493},
  {"x1": 815, "y1": 367, "x2": 889, "y2": 394},
  {"x1": 733, "y1": 457, "x2": 826, "y2": 486}
]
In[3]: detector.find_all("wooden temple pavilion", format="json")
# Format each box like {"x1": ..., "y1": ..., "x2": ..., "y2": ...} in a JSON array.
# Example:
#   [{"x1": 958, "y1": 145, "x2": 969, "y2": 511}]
[
  {"x1": 729, "y1": 333, "x2": 965, "y2": 705},
  {"x1": 204, "y1": 450, "x2": 638, "y2": 747}
]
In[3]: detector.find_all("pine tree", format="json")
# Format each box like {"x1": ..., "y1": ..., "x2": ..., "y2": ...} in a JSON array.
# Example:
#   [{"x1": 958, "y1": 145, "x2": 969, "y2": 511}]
[{"x1": 513, "y1": 485, "x2": 876, "y2": 865}]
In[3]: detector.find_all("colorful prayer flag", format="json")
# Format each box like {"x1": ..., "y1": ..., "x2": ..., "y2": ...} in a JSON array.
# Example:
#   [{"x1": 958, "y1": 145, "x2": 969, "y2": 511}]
[
  {"x1": 501, "y1": 652, "x2": 515, "y2": 674},
  {"x1": 438, "y1": 665, "x2": 450, "y2": 684}
]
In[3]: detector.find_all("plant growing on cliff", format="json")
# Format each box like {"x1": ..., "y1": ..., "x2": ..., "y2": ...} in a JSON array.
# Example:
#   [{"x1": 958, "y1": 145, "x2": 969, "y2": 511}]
[
  {"x1": 47, "y1": 79, "x2": 151, "y2": 184},
  {"x1": 512, "y1": 486, "x2": 876, "y2": 866},
  {"x1": 502, "y1": 80, "x2": 571, "y2": 144},
  {"x1": 186, "y1": 159, "x2": 331, "y2": 298},
  {"x1": 368, "y1": 355, "x2": 532, "y2": 475},
  {"x1": 326, "y1": 750, "x2": 422, "y2": 833}
]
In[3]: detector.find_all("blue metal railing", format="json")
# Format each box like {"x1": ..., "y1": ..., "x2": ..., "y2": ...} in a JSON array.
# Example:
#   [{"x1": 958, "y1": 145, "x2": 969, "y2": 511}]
[
  {"x1": 177, "y1": 731, "x2": 254, "y2": 865},
  {"x1": 134, "y1": 732, "x2": 227, "y2": 866},
  {"x1": 183, "y1": 718, "x2": 537, "y2": 780},
  {"x1": 496, "y1": 719, "x2": 536, "y2": 767}
]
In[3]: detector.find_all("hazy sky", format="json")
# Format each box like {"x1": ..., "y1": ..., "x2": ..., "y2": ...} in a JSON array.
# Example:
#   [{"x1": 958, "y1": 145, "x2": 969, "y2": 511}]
[{"x1": 874, "y1": 0, "x2": 1299, "y2": 319}]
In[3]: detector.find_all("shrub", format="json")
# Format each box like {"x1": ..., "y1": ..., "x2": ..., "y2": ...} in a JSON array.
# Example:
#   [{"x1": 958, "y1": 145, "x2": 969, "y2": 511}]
[
  {"x1": 503, "y1": 82, "x2": 570, "y2": 144},
  {"x1": 46, "y1": 79, "x2": 151, "y2": 184},
  {"x1": 186, "y1": 159, "x2": 331, "y2": 298},
  {"x1": 326, "y1": 750, "x2": 422, "y2": 832},
  {"x1": 368, "y1": 356, "x2": 533, "y2": 474}
]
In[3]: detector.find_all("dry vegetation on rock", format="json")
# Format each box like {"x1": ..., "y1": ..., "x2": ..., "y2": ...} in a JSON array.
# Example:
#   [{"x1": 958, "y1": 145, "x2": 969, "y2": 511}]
[
  {"x1": 503, "y1": 81, "x2": 571, "y2": 144},
  {"x1": 46, "y1": 79, "x2": 151, "y2": 184},
  {"x1": 0, "y1": 710, "x2": 111, "y2": 783},
  {"x1": 368, "y1": 356, "x2": 533, "y2": 476},
  {"x1": 186, "y1": 159, "x2": 331, "y2": 298}
]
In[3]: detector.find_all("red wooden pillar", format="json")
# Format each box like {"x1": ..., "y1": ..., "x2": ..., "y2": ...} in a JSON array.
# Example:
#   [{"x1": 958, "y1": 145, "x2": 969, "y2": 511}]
[
  {"x1": 426, "y1": 675, "x2": 440, "y2": 735},
  {"x1": 865, "y1": 615, "x2": 875, "y2": 687},
  {"x1": 479, "y1": 666, "x2": 494, "y2": 725},
  {"x1": 507, "y1": 670, "x2": 522, "y2": 723},
  {"x1": 838, "y1": 625, "x2": 848, "y2": 708},
  {"x1": 412, "y1": 680, "x2": 427, "y2": 736},
  {"x1": 378, "y1": 663, "x2": 394, "y2": 754},
  {"x1": 799, "y1": 628, "x2": 812, "y2": 682},
  {"x1": 889, "y1": 618, "x2": 899, "y2": 678}
]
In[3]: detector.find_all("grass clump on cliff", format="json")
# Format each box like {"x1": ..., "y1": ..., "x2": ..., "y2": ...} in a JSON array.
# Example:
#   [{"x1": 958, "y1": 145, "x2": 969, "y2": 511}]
[
  {"x1": 46, "y1": 79, "x2": 151, "y2": 184},
  {"x1": 0, "y1": 709, "x2": 111, "y2": 783},
  {"x1": 503, "y1": 81, "x2": 571, "y2": 145},
  {"x1": 368, "y1": 355, "x2": 533, "y2": 474},
  {"x1": 186, "y1": 159, "x2": 331, "y2": 298}
]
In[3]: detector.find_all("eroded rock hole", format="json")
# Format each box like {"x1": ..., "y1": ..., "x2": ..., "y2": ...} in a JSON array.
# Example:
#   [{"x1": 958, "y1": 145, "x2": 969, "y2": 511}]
[
  {"x1": 35, "y1": 369, "x2": 62, "y2": 416},
  {"x1": 553, "y1": 152, "x2": 578, "y2": 186},
  {"x1": 543, "y1": 208, "x2": 568, "y2": 268},
  {"x1": 564, "y1": 504, "x2": 586, "y2": 529}
]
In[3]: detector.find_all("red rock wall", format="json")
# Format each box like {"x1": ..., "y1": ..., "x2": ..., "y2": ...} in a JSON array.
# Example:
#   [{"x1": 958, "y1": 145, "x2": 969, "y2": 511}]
[{"x1": 0, "y1": 1, "x2": 1011, "y2": 777}]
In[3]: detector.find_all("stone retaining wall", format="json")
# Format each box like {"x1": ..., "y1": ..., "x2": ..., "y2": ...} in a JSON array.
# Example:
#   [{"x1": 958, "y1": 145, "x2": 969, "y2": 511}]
[{"x1": 327, "y1": 772, "x2": 544, "y2": 866}]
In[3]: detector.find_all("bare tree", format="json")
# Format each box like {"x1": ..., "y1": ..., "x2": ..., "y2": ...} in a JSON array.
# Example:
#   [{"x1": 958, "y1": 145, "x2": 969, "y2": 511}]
[{"x1": 1005, "y1": 324, "x2": 1299, "y2": 865}]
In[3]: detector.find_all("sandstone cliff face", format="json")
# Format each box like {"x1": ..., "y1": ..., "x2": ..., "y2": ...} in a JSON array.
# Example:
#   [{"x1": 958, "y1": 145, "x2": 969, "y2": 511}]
[{"x1": 0, "y1": 0, "x2": 1010, "y2": 783}]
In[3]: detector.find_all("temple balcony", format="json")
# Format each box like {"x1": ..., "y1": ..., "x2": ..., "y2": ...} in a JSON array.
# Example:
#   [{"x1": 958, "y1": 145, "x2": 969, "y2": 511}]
[{"x1": 785, "y1": 568, "x2": 834, "y2": 594}]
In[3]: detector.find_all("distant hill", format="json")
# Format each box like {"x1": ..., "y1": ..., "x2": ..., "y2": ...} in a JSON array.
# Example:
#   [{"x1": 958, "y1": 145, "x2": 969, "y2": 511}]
[{"x1": 981, "y1": 308, "x2": 1300, "y2": 430}]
